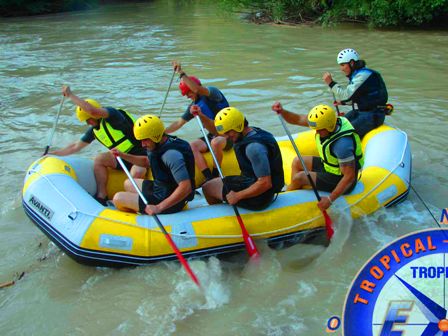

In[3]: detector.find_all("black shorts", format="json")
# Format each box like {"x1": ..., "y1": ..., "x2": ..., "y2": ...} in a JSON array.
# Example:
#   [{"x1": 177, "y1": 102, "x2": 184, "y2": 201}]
[
  {"x1": 138, "y1": 180, "x2": 187, "y2": 214},
  {"x1": 312, "y1": 157, "x2": 356, "y2": 193},
  {"x1": 115, "y1": 158, "x2": 133, "y2": 170},
  {"x1": 222, "y1": 175, "x2": 275, "y2": 211},
  {"x1": 200, "y1": 134, "x2": 233, "y2": 151}
]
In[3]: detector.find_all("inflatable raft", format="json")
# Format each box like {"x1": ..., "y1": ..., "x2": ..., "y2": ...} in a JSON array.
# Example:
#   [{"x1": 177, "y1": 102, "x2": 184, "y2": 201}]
[{"x1": 22, "y1": 125, "x2": 411, "y2": 267}]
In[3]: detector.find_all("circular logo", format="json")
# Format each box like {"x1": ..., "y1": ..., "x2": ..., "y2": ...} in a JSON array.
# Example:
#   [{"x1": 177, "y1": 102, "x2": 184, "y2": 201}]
[
  {"x1": 326, "y1": 315, "x2": 341, "y2": 332},
  {"x1": 343, "y1": 229, "x2": 448, "y2": 335}
]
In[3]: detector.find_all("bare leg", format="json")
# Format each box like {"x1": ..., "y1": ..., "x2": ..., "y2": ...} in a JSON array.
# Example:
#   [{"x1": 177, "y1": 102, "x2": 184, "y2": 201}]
[
  {"x1": 202, "y1": 178, "x2": 224, "y2": 205},
  {"x1": 113, "y1": 178, "x2": 144, "y2": 211},
  {"x1": 123, "y1": 178, "x2": 144, "y2": 193},
  {"x1": 210, "y1": 136, "x2": 227, "y2": 168},
  {"x1": 190, "y1": 139, "x2": 209, "y2": 172},
  {"x1": 93, "y1": 152, "x2": 117, "y2": 199},
  {"x1": 112, "y1": 191, "x2": 140, "y2": 212},
  {"x1": 287, "y1": 171, "x2": 318, "y2": 191},
  {"x1": 287, "y1": 156, "x2": 315, "y2": 191},
  {"x1": 130, "y1": 165, "x2": 147, "y2": 179}
]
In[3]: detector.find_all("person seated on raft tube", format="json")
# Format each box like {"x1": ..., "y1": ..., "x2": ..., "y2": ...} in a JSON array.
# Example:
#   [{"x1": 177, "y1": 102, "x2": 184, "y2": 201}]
[
  {"x1": 112, "y1": 114, "x2": 195, "y2": 215},
  {"x1": 202, "y1": 107, "x2": 284, "y2": 211},
  {"x1": 322, "y1": 48, "x2": 389, "y2": 138},
  {"x1": 272, "y1": 102, "x2": 364, "y2": 212},
  {"x1": 50, "y1": 86, "x2": 146, "y2": 206},
  {"x1": 165, "y1": 61, "x2": 232, "y2": 182}
]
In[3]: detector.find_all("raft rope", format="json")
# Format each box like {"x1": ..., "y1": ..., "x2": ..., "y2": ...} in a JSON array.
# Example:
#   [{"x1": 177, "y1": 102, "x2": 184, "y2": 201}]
[
  {"x1": 28, "y1": 167, "x2": 318, "y2": 238},
  {"x1": 386, "y1": 121, "x2": 441, "y2": 228},
  {"x1": 336, "y1": 128, "x2": 409, "y2": 216},
  {"x1": 28, "y1": 129, "x2": 412, "y2": 240},
  {"x1": 409, "y1": 185, "x2": 441, "y2": 226}
]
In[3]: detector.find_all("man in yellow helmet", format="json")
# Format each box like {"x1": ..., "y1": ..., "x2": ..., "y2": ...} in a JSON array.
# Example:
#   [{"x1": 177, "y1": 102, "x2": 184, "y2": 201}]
[
  {"x1": 50, "y1": 86, "x2": 146, "y2": 205},
  {"x1": 112, "y1": 115, "x2": 195, "y2": 215},
  {"x1": 272, "y1": 102, "x2": 363, "y2": 211},
  {"x1": 202, "y1": 107, "x2": 284, "y2": 211}
]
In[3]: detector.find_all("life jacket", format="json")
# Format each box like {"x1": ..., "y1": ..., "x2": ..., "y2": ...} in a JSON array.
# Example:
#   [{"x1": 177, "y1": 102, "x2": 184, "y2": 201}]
[
  {"x1": 349, "y1": 68, "x2": 388, "y2": 111},
  {"x1": 233, "y1": 127, "x2": 284, "y2": 193},
  {"x1": 316, "y1": 117, "x2": 364, "y2": 176},
  {"x1": 93, "y1": 109, "x2": 138, "y2": 153},
  {"x1": 194, "y1": 88, "x2": 229, "y2": 120},
  {"x1": 148, "y1": 135, "x2": 195, "y2": 201}
]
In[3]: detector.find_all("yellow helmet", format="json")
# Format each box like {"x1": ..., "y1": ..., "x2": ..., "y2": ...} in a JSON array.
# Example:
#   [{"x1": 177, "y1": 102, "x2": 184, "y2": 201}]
[
  {"x1": 133, "y1": 114, "x2": 165, "y2": 143},
  {"x1": 76, "y1": 99, "x2": 101, "y2": 122},
  {"x1": 214, "y1": 107, "x2": 245, "y2": 134},
  {"x1": 307, "y1": 104, "x2": 337, "y2": 132}
]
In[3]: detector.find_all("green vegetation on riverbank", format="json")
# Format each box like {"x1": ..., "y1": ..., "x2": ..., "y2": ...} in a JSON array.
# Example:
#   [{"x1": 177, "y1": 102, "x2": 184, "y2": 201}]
[
  {"x1": 218, "y1": 0, "x2": 448, "y2": 27},
  {"x1": 0, "y1": 0, "x2": 97, "y2": 17}
]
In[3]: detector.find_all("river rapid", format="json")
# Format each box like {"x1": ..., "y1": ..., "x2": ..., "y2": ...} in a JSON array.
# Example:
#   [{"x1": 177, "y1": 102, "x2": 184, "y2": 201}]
[{"x1": 1, "y1": 1, "x2": 447, "y2": 335}]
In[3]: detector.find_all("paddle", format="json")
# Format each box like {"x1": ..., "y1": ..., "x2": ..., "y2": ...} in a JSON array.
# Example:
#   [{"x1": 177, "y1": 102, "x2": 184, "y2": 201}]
[
  {"x1": 43, "y1": 96, "x2": 65, "y2": 155},
  {"x1": 158, "y1": 70, "x2": 176, "y2": 118},
  {"x1": 115, "y1": 155, "x2": 201, "y2": 288},
  {"x1": 331, "y1": 91, "x2": 343, "y2": 116},
  {"x1": 193, "y1": 112, "x2": 260, "y2": 259},
  {"x1": 277, "y1": 114, "x2": 334, "y2": 240}
]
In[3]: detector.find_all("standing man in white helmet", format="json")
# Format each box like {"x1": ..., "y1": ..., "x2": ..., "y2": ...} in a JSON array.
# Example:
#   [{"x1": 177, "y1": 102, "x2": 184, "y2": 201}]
[
  {"x1": 112, "y1": 114, "x2": 196, "y2": 215},
  {"x1": 272, "y1": 102, "x2": 364, "y2": 211},
  {"x1": 50, "y1": 86, "x2": 146, "y2": 205},
  {"x1": 322, "y1": 48, "x2": 389, "y2": 138}
]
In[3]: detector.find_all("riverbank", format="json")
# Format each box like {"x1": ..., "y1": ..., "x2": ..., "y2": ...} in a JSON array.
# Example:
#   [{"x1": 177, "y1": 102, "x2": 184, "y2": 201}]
[
  {"x1": 221, "y1": 0, "x2": 448, "y2": 28},
  {"x1": 0, "y1": 0, "x2": 149, "y2": 17}
]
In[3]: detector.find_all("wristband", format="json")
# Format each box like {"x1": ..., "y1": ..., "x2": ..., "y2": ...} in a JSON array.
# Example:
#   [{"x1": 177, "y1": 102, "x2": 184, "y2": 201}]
[
  {"x1": 327, "y1": 196, "x2": 333, "y2": 205},
  {"x1": 179, "y1": 72, "x2": 186, "y2": 79}
]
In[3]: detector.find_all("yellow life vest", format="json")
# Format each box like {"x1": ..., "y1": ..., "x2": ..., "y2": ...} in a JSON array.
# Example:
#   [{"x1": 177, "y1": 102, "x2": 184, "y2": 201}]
[
  {"x1": 316, "y1": 117, "x2": 364, "y2": 175},
  {"x1": 93, "y1": 109, "x2": 136, "y2": 153}
]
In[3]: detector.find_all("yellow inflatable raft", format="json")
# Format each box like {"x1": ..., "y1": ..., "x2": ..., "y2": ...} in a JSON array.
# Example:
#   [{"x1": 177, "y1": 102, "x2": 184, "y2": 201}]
[{"x1": 22, "y1": 125, "x2": 411, "y2": 266}]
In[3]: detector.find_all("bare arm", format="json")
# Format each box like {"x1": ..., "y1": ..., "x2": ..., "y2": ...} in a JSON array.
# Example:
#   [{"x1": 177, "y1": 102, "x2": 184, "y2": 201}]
[
  {"x1": 272, "y1": 101, "x2": 308, "y2": 127},
  {"x1": 165, "y1": 117, "x2": 187, "y2": 134},
  {"x1": 62, "y1": 85, "x2": 109, "y2": 119},
  {"x1": 50, "y1": 141, "x2": 89, "y2": 156},
  {"x1": 318, "y1": 161, "x2": 357, "y2": 211},
  {"x1": 145, "y1": 179, "x2": 192, "y2": 215},
  {"x1": 172, "y1": 60, "x2": 210, "y2": 96},
  {"x1": 111, "y1": 148, "x2": 149, "y2": 167},
  {"x1": 190, "y1": 105, "x2": 217, "y2": 135}
]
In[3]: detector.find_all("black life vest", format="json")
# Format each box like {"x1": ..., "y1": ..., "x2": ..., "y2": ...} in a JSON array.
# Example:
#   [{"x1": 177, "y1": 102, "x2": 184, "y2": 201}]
[
  {"x1": 349, "y1": 68, "x2": 388, "y2": 111},
  {"x1": 233, "y1": 127, "x2": 284, "y2": 193},
  {"x1": 148, "y1": 136, "x2": 195, "y2": 201}
]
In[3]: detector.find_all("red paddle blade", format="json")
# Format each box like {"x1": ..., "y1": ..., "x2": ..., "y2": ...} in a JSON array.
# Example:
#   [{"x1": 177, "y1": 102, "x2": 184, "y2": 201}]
[
  {"x1": 244, "y1": 233, "x2": 260, "y2": 259},
  {"x1": 165, "y1": 232, "x2": 201, "y2": 288},
  {"x1": 323, "y1": 210, "x2": 334, "y2": 240},
  {"x1": 236, "y1": 214, "x2": 260, "y2": 258}
]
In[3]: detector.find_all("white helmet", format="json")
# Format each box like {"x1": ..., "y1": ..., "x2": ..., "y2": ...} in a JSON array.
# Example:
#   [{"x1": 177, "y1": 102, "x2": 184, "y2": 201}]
[{"x1": 337, "y1": 48, "x2": 360, "y2": 64}]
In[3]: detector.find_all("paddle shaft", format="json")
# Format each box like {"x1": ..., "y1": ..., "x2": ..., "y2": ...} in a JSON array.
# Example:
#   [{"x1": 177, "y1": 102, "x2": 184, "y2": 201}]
[
  {"x1": 193, "y1": 114, "x2": 259, "y2": 258},
  {"x1": 115, "y1": 156, "x2": 201, "y2": 287},
  {"x1": 43, "y1": 96, "x2": 65, "y2": 155},
  {"x1": 331, "y1": 91, "x2": 342, "y2": 116},
  {"x1": 158, "y1": 70, "x2": 176, "y2": 117},
  {"x1": 277, "y1": 114, "x2": 334, "y2": 240},
  {"x1": 278, "y1": 115, "x2": 321, "y2": 200}
]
